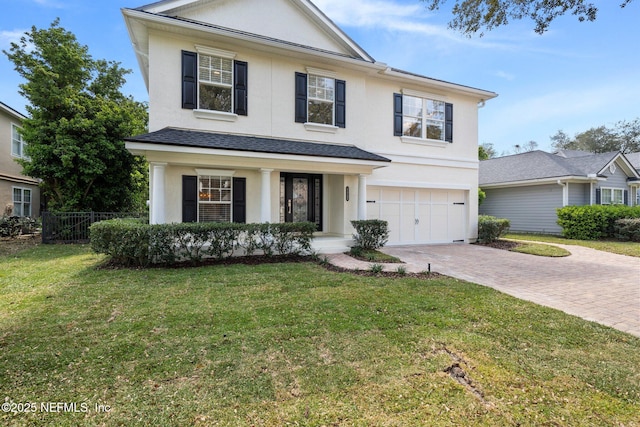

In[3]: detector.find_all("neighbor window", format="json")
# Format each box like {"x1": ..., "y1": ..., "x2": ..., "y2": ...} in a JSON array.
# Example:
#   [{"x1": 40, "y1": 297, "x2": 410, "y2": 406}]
[
  {"x1": 198, "y1": 175, "x2": 232, "y2": 222},
  {"x1": 601, "y1": 188, "x2": 624, "y2": 205},
  {"x1": 11, "y1": 124, "x2": 27, "y2": 158},
  {"x1": 12, "y1": 187, "x2": 32, "y2": 217}
]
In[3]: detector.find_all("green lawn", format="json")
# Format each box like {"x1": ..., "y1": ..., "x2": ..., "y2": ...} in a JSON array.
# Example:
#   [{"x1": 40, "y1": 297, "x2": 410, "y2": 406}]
[
  {"x1": 1, "y1": 244, "x2": 639, "y2": 426},
  {"x1": 505, "y1": 233, "x2": 640, "y2": 257}
]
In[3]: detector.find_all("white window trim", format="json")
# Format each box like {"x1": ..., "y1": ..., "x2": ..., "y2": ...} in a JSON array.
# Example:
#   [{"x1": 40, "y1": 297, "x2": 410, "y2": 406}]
[
  {"x1": 399, "y1": 93, "x2": 447, "y2": 143},
  {"x1": 400, "y1": 135, "x2": 448, "y2": 148},
  {"x1": 12, "y1": 186, "x2": 32, "y2": 217},
  {"x1": 303, "y1": 122, "x2": 338, "y2": 133},
  {"x1": 196, "y1": 172, "x2": 234, "y2": 223},
  {"x1": 600, "y1": 187, "x2": 625, "y2": 205},
  {"x1": 11, "y1": 123, "x2": 27, "y2": 159},
  {"x1": 305, "y1": 67, "x2": 336, "y2": 79},
  {"x1": 193, "y1": 109, "x2": 238, "y2": 122},
  {"x1": 194, "y1": 45, "x2": 236, "y2": 119}
]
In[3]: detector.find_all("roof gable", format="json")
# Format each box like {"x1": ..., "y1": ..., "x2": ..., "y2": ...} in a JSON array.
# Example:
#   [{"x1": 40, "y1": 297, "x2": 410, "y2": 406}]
[{"x1": 132, "y1": 0, "x2": 373, "y2": 61}]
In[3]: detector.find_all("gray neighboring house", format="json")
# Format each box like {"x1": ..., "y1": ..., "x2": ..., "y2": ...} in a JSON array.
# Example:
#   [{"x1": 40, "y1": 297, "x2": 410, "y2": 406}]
[{"x1": 479, "y1": 150, "x2": 640, "y2": 234}]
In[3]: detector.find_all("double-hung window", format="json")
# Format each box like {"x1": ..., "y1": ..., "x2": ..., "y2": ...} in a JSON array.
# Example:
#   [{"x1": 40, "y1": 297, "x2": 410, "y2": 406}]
[
  {"x1": 11, "y1": 124, "x2": 27, "y2": 158},
  {"x1": 198, "y1": 54, "x2": 233, "y2": 113},
  {"x1": 181, "y1": 46, "x2": 248, "y2": 119},
  {"x1": 198, "y1": 175, "x2": 232, "y2": 222},
  {"x1": 13, "y1": 187, "x2": 31, "y2": 217},
  {"x1": 295, "y1": 68, "x2": 346, "y2": 130},
  {"x1": 307, "y1": 75, "x2": 335, "y2": 125},
  {"x1": 394, "y1": 92, "x2": 453, "y2": 144},
  {"x1": 601, "y1": 188, "x2": 624, "y2": 205}
]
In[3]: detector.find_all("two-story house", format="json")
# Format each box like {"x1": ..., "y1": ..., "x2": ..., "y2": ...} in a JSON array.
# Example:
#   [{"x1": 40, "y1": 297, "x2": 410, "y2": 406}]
[
  {"x1": 123, "y1": 0, "x2": 496, "y2": 251},
  {"x1": 0, "y1": 102, "x2": 39, "y2": 218}
]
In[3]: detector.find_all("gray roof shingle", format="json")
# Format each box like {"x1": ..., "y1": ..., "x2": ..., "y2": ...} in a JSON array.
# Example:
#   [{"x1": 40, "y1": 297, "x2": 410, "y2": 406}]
[
  {"x1": 479, "y1": 150, "x2": 620, "y2": 185},
  {"x1": 125, "y1": 127, "x2": 391, "y2": 163}
]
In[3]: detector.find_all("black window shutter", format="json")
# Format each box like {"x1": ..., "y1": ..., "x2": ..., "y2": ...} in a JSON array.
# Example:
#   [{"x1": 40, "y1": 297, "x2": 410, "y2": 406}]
[
  {"x1": 445, "y1": 102, "x2": 453, "y2": 143},
  {"x1": 232, "y1": 177, "x2": 246, "y2": 223},
  {"x1": 624, "y1": 190, "x2": 629, "y2": 205},
  {"x1": 393, "y1": 93, "x2": 403, "y2": 136},
  {"x1": 182, "y1": 175, "x2": 198, "y2": 222},
  {"x1": 181, "y1": 51, "x2": 197, "y2": 110},
  {"x1": 595, "y1": 188, "x2": 601, "y2": 205},
  {"x1": 295, "y1": 72, "x2": 307, "y2": 123},
  {"x1": 335, "y1": 79, "x2": 346, "y2": 128},
  {"x1": 234, "y1": 60, "x2": 248, "y2": 116}
]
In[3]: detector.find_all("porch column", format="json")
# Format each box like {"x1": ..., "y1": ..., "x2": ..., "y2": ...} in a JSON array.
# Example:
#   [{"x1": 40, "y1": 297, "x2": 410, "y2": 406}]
[
  {"x1": 150, "y1": 162, "x2": 167, "y2": 224},
  {"x1": 358, "y1": 174, "x2": 367, "y2": 220},
  {"x1": 260, "y1": 168, "x2": 273, "y2": 223}
]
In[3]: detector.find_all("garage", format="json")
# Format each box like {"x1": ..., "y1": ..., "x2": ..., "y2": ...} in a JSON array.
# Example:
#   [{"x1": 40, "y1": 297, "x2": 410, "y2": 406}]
[{"x1": 366, "y1": 186, "x2": 467, "y2": 245}]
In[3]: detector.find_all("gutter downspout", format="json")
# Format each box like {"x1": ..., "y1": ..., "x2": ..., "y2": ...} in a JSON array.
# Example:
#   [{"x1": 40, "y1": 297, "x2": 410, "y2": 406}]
[{"x1": 557, "y1": 180, "x2": 568, "y2": 206}]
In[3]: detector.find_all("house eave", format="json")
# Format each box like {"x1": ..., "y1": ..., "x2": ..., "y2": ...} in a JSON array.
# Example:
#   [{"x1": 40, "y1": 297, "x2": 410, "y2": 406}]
[
  {"x1": 481, "y1": 175, "x2": 602, "y2": 189},
  {"x1": 0, "y1": 102, "x2": 26, "y2": 121}
]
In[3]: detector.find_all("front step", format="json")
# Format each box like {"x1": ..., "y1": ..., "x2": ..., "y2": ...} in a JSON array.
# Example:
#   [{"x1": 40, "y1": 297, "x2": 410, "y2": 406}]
[{"x1": 311, "y1": 236, "x2": 354, "y2": 254}]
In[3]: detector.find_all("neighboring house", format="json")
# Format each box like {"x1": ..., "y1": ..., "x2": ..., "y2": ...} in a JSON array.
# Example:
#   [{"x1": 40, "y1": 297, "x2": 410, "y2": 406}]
[
  {"x1": 0, "y1": 102, "x2": 40, "y2": 218},
  {"x1": 479, "y1": 150, "x2": 640, "y2": 234},
  {"x1": 122, "y1": 0, "x2": 497, "y2": 251}
]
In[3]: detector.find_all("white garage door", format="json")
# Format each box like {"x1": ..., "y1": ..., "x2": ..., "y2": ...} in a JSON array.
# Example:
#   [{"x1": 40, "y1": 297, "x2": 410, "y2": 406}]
[{"x1": 366, "y1": 187, "x2": 467, "y2": 245}]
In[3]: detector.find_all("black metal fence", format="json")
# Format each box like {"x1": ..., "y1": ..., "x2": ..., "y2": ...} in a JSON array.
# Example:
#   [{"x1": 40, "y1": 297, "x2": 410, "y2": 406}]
[{"x1": 42, "y1": 211, "x2": 147, "y2": 244}]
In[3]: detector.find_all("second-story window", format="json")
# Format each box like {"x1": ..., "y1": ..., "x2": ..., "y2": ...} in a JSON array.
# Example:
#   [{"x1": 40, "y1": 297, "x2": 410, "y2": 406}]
[
  {"x1": 393, "y1": 92, "x2": 453, "y2": 143},
  {"x1": 295, "y1": 69, "x2": 346, "y2": 130},
  {"x1": 198, "y1": 54, "x2": 233, "y2": 113},
  {"x1": 307, "y1": 75, "x2": 335, "y2": 125},
  {"x1": 12, "y1": 124, "x2": 27, "y2": 158},
  {"x1": 181, "y1": 47, "x2": 247, "y2": 118}
]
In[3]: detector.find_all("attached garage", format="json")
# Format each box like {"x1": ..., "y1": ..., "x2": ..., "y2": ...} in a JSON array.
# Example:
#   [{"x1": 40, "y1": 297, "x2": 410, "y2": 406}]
[{"x1": 366, "y1": 186, "x2": 468, "y2": 245}]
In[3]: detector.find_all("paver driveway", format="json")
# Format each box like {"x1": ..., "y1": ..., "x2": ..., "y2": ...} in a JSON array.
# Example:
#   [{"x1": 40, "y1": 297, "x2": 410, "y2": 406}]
[{"x1": 380, "y1": 244, "x2": 640, "y2": 337}]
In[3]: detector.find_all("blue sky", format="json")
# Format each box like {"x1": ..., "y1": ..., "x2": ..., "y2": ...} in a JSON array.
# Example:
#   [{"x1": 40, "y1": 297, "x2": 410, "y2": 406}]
[{"x1": 1, "y1": 0, "x2": 639, "y2": 155}]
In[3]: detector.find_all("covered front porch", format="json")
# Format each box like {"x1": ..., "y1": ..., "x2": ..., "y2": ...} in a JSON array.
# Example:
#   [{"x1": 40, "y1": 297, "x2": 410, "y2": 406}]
[{"x1": 125, "y1": 128, "x2": 390, "y2": 247}]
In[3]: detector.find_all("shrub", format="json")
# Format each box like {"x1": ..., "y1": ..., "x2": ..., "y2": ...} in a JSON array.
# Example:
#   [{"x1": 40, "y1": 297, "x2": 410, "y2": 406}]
[
  {"x1": 614, "y1": 218, "x2": 640, "y2": 242},
  {"x1": 556, "y1": 205, "x2": 640, "y2": 240},
  {"x1": 477, "y1": 215, "x2": 510, "y2": 243},
  {"x1": 90, "y1": 220, "x2": 316, "y2": 267},
  {"x1": 0, "y1": 216, "x2": 40, "y2": 238},
  {"x1": 351, "y1": 219, "x2": 389, "y2": 250}
]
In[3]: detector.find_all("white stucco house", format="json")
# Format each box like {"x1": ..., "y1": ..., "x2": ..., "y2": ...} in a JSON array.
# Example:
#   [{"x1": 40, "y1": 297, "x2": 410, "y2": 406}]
[{"x1": 122, "y1": 0, "x2": 497, "y2": 252}]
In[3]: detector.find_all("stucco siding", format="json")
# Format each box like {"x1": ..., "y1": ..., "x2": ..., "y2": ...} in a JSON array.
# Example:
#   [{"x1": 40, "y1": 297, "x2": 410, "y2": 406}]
[{"x1": 480, "y1": 184, "x2": 563, "y2": 234}]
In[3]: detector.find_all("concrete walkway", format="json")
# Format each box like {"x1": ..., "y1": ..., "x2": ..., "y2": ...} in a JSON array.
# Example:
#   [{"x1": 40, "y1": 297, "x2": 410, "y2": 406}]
[{"x1": 327, "y1": 244, "x2": 640, "y2": 337}]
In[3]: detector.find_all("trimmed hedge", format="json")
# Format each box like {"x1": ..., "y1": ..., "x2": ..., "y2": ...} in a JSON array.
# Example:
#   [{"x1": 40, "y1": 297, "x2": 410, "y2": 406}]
[
  {"x1": 477, "y1": 215, "x2": 510, "y2": 243},
  {"x1": 90, "y1": 220, "x2": 316, "y2": 267},
  {"x1": 351, "y1": 219, "x2": 389, "y2": 250},
  {"x1": 556, "y1": 205, "x2": 640, "y2": 240},
  {"x1": 614, "y1": 218, "x2": 640, "y2": 242}
]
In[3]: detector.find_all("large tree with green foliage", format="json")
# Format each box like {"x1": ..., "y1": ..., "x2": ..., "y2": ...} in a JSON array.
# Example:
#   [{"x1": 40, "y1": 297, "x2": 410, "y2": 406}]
[
  {"x1": 550, "y1": 119, "x2": 640, "y2": 154},
  {"x1": 4, "y1": 19, "x2": 148, "y2": 212},
  {"x1": 422, "y1": 0, "x2": 633, "y2": 35}
]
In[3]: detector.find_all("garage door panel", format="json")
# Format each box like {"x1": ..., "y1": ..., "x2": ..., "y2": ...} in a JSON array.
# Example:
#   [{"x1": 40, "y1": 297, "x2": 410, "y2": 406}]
[{"x1": 367, "y1": 186, "x2": 467, "y2": 245}]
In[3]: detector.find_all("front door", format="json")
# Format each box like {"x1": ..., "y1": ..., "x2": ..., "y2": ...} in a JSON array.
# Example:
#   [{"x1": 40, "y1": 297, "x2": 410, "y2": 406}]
[{"x1": 281, "y1": 173, "x2": 322, "y2": 230}]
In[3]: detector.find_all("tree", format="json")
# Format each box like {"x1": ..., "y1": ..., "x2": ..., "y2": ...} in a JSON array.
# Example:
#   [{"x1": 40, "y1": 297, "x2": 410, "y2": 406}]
[
  {"x1": 479, "y1": 142, "x2": 497, "y2": 160},
  {"x1": 550, "y1": 119, "x2": 640, "y2": 154},
  {"x1": 422, "y1": 0, "x2": 633, "y2": 35},
  {"x1": 4, "y1": 19, "x2": 148, "y2": 212}
]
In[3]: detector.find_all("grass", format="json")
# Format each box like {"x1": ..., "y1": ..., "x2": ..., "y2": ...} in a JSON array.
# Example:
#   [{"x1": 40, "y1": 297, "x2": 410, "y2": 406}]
[
  {"x1": 1, "y1": 244, "x2": 639, "y2": 426},
  {"x1": 509, "y1": 242, "x2": 571, "y2": 257},
  {"x1": 505, "y1": 233, "x2": 640, "y2": 257},
  {"x1": 348, "y1": 247, "x2": 403, "y2": 263}
]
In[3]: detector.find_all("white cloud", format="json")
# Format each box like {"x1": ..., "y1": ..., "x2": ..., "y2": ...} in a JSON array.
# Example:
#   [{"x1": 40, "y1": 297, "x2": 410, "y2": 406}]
[
  {"x1": 0, "y1": 30, "x2": 28, "y2": 50},
  {"x1": 494, "y1": 70, "x2": 516, "y2": 81}
]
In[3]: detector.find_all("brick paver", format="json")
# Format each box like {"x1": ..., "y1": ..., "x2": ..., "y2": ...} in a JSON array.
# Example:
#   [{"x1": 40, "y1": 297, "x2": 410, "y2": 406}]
[{"x1": 327, "y1": 244, "x2": 640, "y2": 337}]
